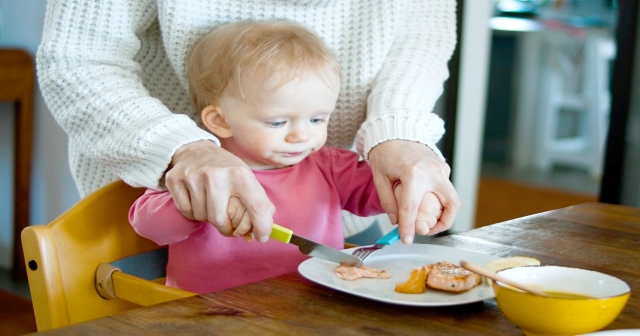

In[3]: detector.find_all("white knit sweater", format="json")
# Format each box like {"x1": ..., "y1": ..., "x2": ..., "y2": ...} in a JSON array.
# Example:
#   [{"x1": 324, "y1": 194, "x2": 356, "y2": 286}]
[{"x1": 37, "y1": 0, "x2": 456, "y2": 196}]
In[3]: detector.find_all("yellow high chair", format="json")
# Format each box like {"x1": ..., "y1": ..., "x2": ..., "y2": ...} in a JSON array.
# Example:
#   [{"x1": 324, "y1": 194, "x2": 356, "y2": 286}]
[{"x1": 22, "y1": 180, "x2": 195, "y2": 331}]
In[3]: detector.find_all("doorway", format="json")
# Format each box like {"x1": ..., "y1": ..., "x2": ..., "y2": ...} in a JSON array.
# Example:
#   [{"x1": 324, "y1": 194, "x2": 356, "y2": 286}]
[{"x1": 476, "y1": 0, "x2": 618, "y2": 227}]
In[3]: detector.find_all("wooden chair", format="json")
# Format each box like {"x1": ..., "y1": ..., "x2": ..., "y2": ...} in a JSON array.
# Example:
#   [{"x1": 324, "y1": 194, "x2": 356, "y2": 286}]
[{"x1": 21, "y1": 180, "x2": 195, "y2": 332}]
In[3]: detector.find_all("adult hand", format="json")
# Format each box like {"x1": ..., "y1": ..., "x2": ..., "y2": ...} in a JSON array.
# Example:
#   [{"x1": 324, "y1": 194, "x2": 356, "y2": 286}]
[
  {"x1": 165, "y1": 140, "x2": 276, "y2": 242},
  {"x1": 368, "y1": 140, "x2": 461, "y2": 244}
]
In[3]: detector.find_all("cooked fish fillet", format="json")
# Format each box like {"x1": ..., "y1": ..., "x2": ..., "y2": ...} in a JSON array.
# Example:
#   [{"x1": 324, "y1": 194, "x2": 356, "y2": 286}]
[
  {"x1": 334, "y1": 265, "x2": 390, "y2": 281},
  {"x1": 426, "y1": 261, "x2": 481, "y2": 292}
]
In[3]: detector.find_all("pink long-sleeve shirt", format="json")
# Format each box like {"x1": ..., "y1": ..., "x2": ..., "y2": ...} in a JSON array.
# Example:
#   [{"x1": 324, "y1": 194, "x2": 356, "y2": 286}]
[{"x1": 129, "y1": 147, "x2": 384, "y2": 293}]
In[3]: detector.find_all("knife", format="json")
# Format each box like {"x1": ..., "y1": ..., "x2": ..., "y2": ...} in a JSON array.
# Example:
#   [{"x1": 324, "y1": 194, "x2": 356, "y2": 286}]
[{"x1": 270, "y1": 223, "x2": 363, "y2": 267}]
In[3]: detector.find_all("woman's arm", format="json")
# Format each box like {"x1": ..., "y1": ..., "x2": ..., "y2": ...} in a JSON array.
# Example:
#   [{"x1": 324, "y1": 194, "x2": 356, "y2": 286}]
[
  {"x1": 356, "y1": 0, "x2": 456, "y2": 158},
  {"x1": 37, "y1": 0, "x2": 218, "y2": 191},
  {"x1": 356, "y1": 0, "x2": 460, "y2": 244}
]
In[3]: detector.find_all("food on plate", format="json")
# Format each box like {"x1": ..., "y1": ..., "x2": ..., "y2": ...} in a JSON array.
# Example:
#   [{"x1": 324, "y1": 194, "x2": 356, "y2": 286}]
[
  {"x1": 484, "y1": 256, "x2": 541, "y2": 272},
  {"x1": 393, "y1": 261, "x2": 482, "y2": 294},
  {"x1": 334, "y1": 264, "x2": 390, "y2": 281},
  {"x1": 426, "y1": 261, "x2": 482, "y2": 293},
  {"x1": 395, "y1": 266, "x2": 429, "y2": 294}
]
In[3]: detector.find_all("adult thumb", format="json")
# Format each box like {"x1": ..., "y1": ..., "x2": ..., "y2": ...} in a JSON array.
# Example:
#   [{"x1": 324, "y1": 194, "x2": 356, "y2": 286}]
[{"x1": 376, "y1": 179, "x2": 398, "y2": 225}]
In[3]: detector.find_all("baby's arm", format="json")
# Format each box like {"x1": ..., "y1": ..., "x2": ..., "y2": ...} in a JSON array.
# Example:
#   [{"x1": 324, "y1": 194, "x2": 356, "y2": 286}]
[
  {"x1": 128, "y1": 189, "x2": 205, "y2": 245},
  {"x1": 130, "y1": 189, "x2": 256, "y2": 244},
  {"x1": 393, "y1": 183, "x2": 443, "y2": 236}
]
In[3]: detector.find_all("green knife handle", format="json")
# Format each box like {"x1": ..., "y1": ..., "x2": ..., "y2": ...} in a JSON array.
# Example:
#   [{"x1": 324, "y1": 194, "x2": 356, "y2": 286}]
[{"x1": 270, "y1": 223, "x2": 293, "y2": 243}]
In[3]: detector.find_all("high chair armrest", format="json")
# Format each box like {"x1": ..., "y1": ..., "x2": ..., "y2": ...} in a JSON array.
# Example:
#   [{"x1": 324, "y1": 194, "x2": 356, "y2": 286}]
[{"x1": 96, "y1": 263, "x2": 195, "y2": 307}]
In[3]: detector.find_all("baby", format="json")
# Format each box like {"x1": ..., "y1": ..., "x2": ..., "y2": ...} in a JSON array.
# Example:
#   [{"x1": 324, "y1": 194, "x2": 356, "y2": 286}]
[{"x1": 129, "y1": 20, "x2": 441, "y2": 293}]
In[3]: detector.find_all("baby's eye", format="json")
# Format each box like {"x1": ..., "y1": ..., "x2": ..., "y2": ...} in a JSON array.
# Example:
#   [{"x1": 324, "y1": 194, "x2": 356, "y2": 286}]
[
  {"x1": 266, "y1": 121, "x2": 286, "y2": 127},
  {"x1": 310, "y1": 117, "x2": 325, "y2": 124}
]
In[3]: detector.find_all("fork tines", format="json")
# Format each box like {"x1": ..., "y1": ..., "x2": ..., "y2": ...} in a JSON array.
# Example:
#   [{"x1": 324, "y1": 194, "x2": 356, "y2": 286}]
[{"x1": 351, "y1": 244, "x2": 383, "y2": 262}]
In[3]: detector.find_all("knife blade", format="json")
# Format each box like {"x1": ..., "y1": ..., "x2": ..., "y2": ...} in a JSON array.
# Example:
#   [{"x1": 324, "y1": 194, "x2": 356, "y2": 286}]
[{"x1": 270, "y1": 223, "x2": 363, "y2": 267}]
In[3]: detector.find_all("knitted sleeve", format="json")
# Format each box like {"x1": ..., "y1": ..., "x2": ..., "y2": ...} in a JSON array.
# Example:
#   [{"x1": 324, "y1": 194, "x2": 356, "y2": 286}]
[
  {"x1": 37, "y1": 0, "x2": 219, "y2": 191},
  {"x1": 356, "y1": 0, "x2": 457, "y2": 161}
]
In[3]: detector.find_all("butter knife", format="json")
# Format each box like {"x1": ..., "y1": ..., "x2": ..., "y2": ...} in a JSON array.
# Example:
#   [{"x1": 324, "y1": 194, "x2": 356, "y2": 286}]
[{"x1": 270, "y1": 224, "x2": 363, "y2": 267}]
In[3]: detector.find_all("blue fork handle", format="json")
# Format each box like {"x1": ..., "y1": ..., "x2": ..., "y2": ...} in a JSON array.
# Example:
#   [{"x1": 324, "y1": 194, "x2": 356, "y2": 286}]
[{"x1": 375, "y1": 226, "x2": 400, "y2": 245}]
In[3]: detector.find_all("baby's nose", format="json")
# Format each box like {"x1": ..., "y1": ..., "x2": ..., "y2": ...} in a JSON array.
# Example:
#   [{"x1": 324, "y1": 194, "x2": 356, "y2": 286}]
[{"x1": 286, "y1": 127, "x2": 310, "y2": 143}]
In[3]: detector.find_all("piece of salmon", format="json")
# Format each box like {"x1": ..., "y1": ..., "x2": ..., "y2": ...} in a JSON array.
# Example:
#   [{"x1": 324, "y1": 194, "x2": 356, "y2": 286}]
[
  {"x1": 334, "y1": 265, "x2": 390, "y2": 281},
  {"x1": 426, "y1": 261, "x2": 481, "y2": 292}
]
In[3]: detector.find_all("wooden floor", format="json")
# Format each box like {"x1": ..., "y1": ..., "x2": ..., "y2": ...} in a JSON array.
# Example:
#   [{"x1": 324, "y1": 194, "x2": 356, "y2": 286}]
[
  {"x1": 474, "y1": 176, "x2": 597, "y2": 228},
  {"x1": 0, "y1": 177, "x2": 597, "y2": 335},
  {"x1": 0, "y1": 290, "x2": 36, "y2": 336}
]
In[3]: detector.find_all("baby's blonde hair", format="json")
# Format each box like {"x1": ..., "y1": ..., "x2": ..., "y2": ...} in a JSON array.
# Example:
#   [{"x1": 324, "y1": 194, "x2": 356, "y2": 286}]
[{"x1": 188, "y1": 20, "x2": 341, "y2": 111}]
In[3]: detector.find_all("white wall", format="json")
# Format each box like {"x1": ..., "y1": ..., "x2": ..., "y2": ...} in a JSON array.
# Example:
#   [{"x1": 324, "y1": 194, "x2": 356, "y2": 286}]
[
  {"x1": 450, "y1": 0, "x2": 493, "y2": 233},
  {"x1": 0, "y1": 0, "x2": 80, "y2": 268}
]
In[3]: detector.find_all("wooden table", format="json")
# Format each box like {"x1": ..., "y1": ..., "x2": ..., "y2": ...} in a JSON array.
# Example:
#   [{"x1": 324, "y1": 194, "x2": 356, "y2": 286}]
[
  {"x1": 32, "y1": 202, "x2": 640, "y2": 335},
  {"x1": 0, "y1": 49, "x2": 34, "y2": 281}
]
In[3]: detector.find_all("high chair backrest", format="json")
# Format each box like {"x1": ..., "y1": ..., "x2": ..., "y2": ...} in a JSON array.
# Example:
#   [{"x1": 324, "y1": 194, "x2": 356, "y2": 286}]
[{"x1": 22, "y1": 180, "x2": 192, "y2": 331}]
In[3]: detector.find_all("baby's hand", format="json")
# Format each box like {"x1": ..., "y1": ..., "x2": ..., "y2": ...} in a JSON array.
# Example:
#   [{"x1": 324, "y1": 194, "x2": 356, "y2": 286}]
[
  {"x1": 227, "y1": 196, "x2": 255, "y2": 242},
  {"x1": 393, "y1": 183, "x2": 443, "y2": 236}
]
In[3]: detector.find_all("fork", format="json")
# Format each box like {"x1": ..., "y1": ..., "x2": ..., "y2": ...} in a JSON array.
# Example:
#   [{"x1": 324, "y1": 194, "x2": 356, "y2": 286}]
[{"x1": 351, "y1": 226, "x2": 401, "y2": 261}]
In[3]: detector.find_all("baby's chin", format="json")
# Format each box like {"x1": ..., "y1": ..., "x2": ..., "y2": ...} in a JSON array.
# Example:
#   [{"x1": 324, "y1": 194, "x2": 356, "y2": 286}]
[
  {"x1": 248, "y1": 147, "x2": 323, "y2": 170},
  {"x1": 273, "y1": 156, "x2": 308, "y2": 167},
  {"x1": 265, "y1": 153, "x2": 312, "y2": 169},
  {"x1": 246, "y1": 157, "x2": 304, "y2": 170}
]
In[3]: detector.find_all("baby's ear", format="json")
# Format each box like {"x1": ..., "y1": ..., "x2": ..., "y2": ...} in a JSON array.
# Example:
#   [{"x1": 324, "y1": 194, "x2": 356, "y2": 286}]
[{"x1": 201, "y1": 105, "x2": 233, "y2": 138}]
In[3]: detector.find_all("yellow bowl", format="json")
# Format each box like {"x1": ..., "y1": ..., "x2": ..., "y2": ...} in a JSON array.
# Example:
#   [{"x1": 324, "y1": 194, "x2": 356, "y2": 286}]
[{"x1": 492, "y1": 265, "x2": 630, "y2": 336}]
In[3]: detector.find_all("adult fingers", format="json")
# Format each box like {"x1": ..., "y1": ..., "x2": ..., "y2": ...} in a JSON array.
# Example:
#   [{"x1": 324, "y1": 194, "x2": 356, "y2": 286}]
[
  {"x1": 373, "y1": 174, "x2": 398, "y2": 226},
  {"x1": 204, "y1": 172, "x2": 234, "y2": 236},
  {"x1": 187, "y1": 178, "x2": 209, "y2": 223},
  {"x1": 396, "y1": 180, "x2": 425, "y2": 245},
  {"x1": 165, "y1": 172, "x2": 195, "y2": 220}
]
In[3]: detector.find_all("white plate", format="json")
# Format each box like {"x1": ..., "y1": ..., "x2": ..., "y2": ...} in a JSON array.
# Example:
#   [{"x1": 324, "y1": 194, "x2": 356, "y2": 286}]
[
  {"x1": 298, "y1": 243, "x2": 500, "y2": 306},
  {"x1": 580, "y1": 330, "x2": 640, "y2": 336}
]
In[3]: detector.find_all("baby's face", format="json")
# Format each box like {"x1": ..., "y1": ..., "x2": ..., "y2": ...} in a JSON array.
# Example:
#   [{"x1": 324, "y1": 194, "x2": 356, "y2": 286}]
[{"x1": 217, "y1": 71, "x2": 340, "y2": 170}]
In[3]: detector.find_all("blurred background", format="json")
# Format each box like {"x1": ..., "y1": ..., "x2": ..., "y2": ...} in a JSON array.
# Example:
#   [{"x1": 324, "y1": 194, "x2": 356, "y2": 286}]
[
  {"x1": 1, "y1": 1, "x2": 639, "y2": 334},
  {"x1": 477, "y1": 0, "x2": 620, "y2": 226}
]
